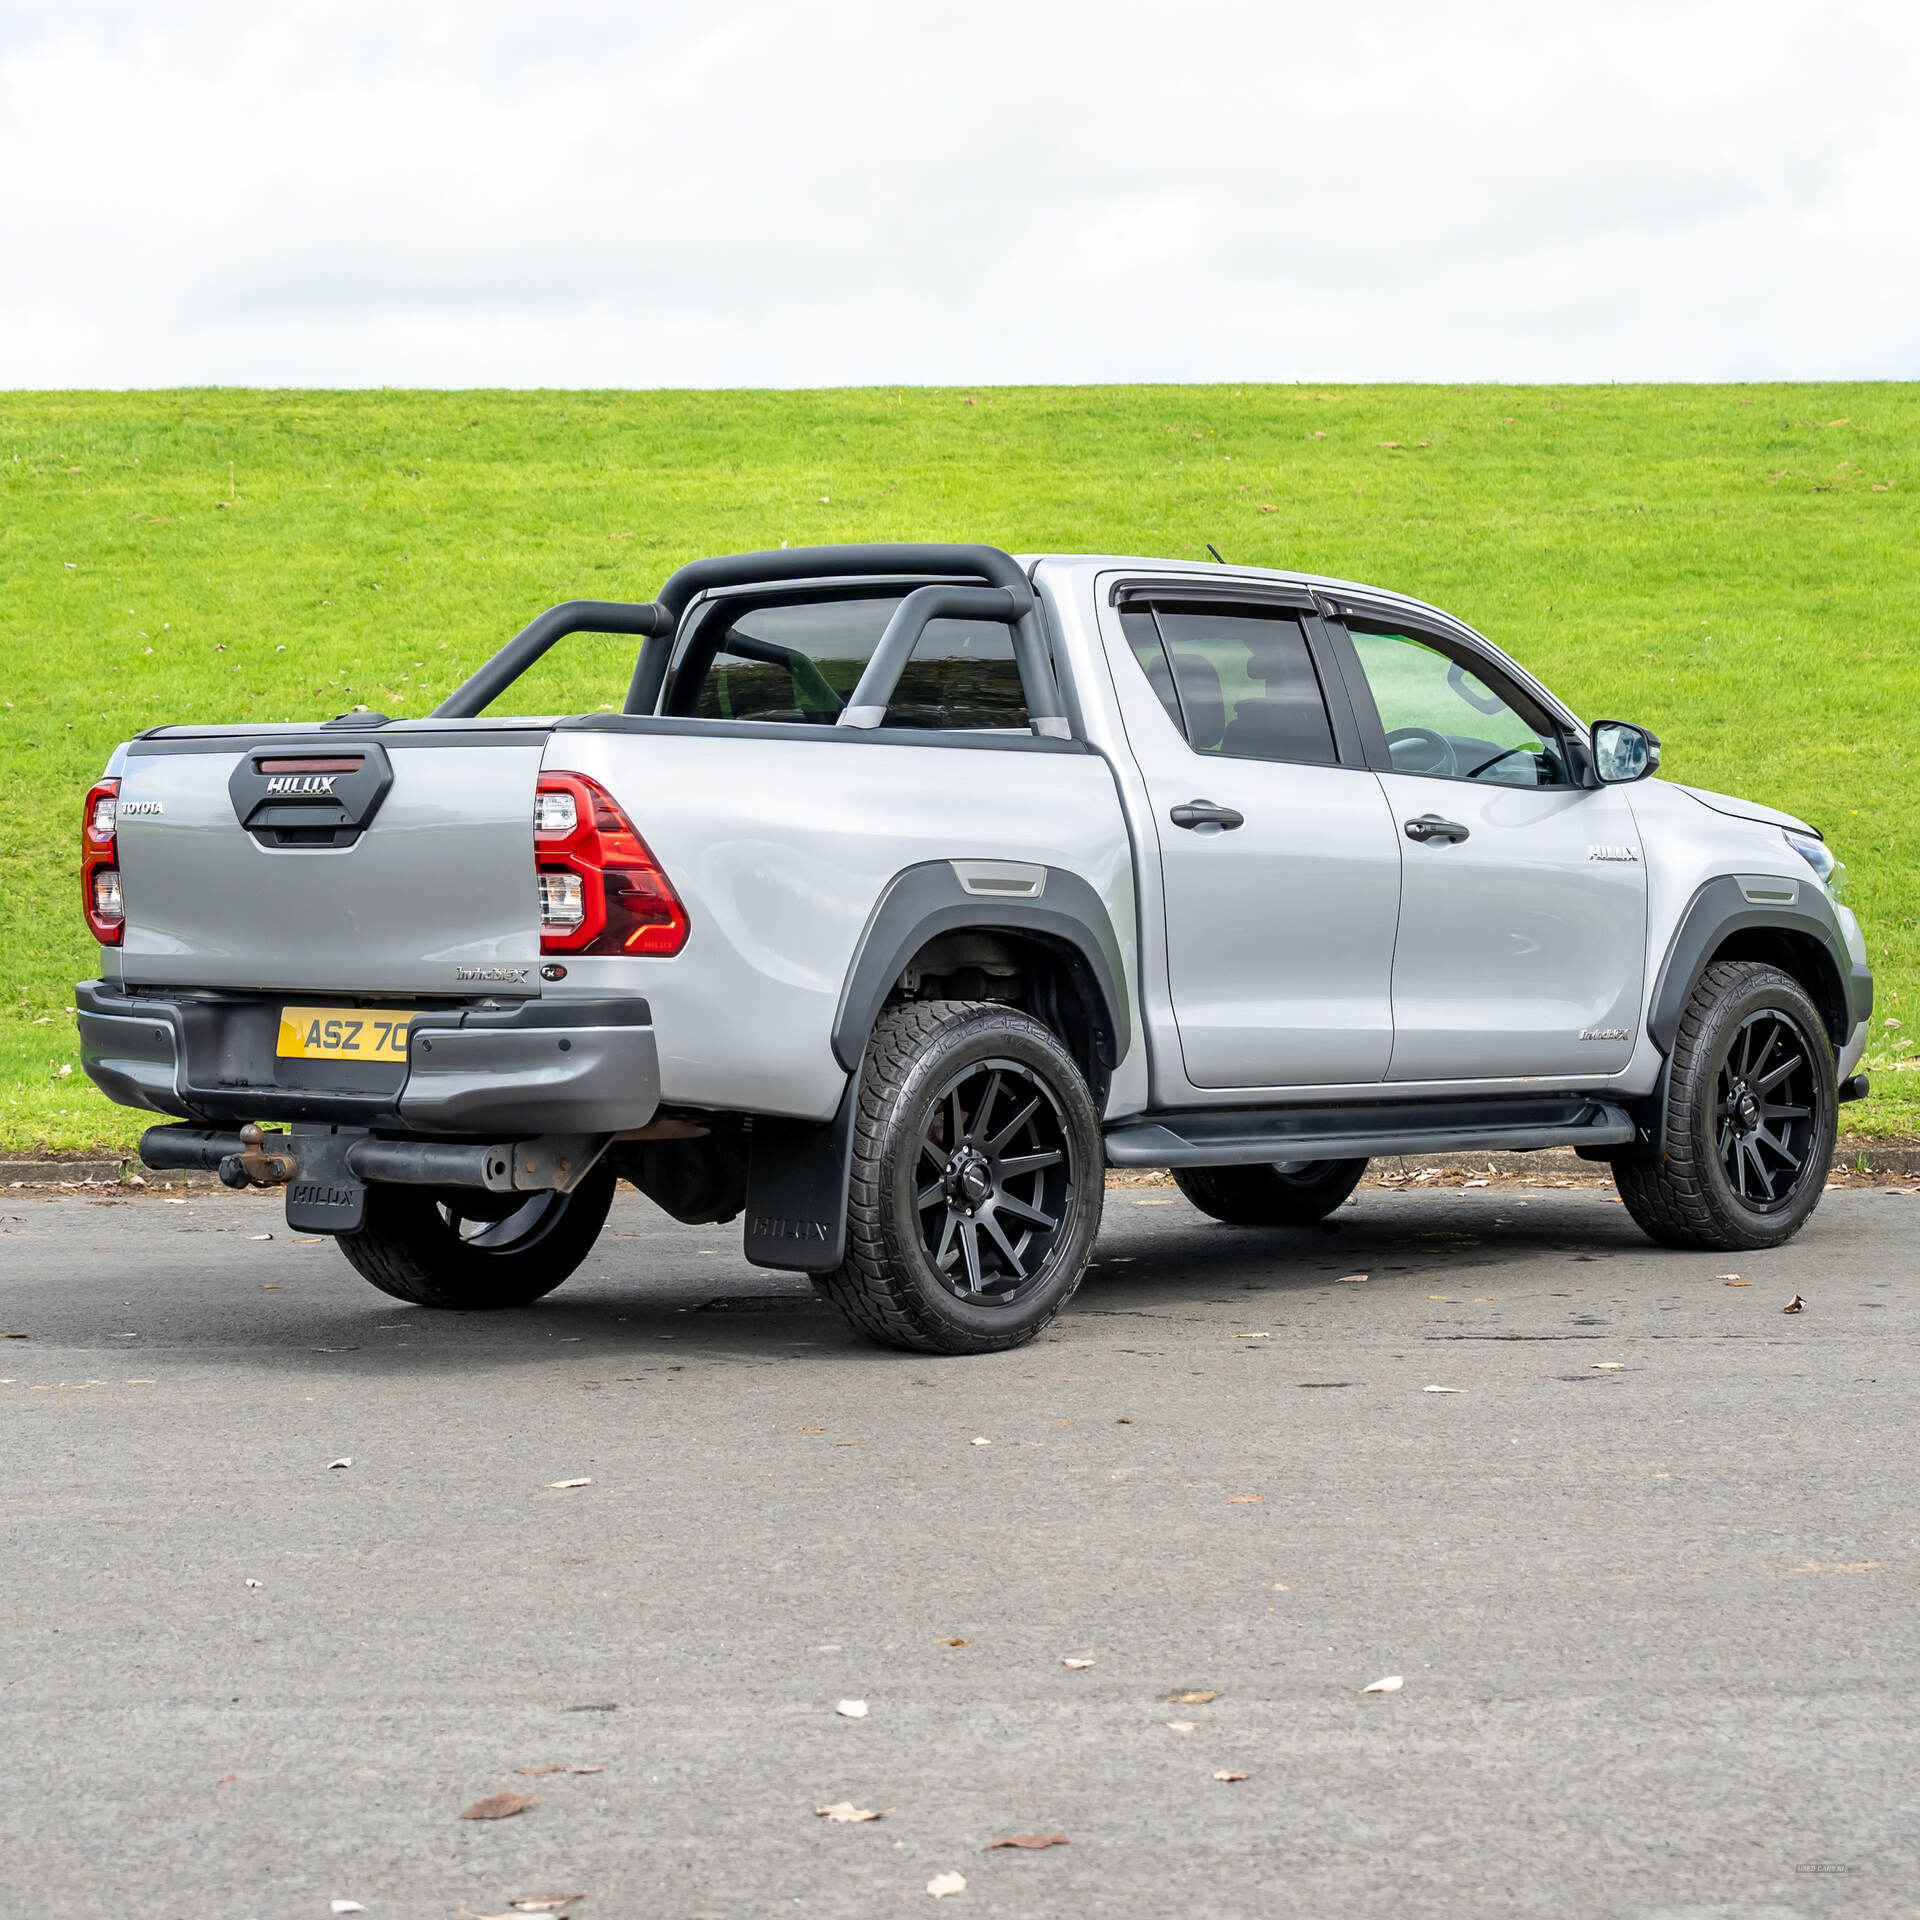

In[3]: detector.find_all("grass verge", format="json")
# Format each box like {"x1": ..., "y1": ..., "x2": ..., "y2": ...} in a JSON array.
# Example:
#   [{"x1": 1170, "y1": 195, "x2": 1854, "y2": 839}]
[{"x1": 3, "y1": 382, "x2": 1914, "y2": 1149}]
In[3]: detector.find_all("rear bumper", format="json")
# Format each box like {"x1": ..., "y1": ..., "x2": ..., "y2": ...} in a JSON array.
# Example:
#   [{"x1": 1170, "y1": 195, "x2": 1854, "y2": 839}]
[{"x1": 75, "y1": 981, "x2": 660, "y2": 1136}]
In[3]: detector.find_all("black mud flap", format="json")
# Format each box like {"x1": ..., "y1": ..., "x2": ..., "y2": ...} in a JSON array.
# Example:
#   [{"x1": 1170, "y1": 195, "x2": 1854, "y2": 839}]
[
  {"x1": 743, "y1": 1084, "x2": 857, "y2": 1272},
  {"x1": 285, "y1": 1127, "x2": 368, "y2": 1235}
]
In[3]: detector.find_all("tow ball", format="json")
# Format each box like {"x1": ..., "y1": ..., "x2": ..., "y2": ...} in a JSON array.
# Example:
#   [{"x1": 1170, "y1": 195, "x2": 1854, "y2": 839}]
[{"x1": 219, "y1": 1123, "x2": 298, "y2": 1190}]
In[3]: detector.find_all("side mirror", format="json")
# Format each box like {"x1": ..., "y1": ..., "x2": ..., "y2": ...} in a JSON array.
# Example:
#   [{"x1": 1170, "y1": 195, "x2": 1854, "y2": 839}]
[{"x1": 1591, "y1": 720, "x2": 1661, "y2": 784}]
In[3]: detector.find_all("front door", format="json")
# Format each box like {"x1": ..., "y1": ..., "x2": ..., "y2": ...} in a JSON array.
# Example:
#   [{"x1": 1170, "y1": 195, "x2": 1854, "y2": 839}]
[
  {"x1": 1111, "y1": 597, "x2": 1403, "y2": 1090},
  {"x1": 1339, "y1": 621, "x2": 1648, "y2": 1083}
]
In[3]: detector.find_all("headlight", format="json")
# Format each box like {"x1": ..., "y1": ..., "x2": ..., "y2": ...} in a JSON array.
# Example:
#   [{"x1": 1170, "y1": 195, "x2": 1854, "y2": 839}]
[{"x1": 1785, "y1": 830, "x2": 1845, "y2": 898}]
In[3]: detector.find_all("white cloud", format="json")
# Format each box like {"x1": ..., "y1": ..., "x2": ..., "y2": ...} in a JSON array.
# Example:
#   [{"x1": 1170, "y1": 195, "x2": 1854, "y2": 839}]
[{"x1": 1, "y1": 0, "x2": 1915, "y2": 385}]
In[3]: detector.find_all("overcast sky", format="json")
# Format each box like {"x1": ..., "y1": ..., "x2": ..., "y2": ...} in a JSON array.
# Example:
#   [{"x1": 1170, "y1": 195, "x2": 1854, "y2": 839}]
[{"x1": 3, "y1": 0, "x2": 1916, "y2": 388}]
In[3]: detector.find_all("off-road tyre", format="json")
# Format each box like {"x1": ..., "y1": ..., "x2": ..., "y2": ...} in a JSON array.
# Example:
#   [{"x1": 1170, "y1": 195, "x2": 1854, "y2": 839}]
[
  {"x1": 336, "y1": 1159, "x2": 617, "y2": 1308},
  {"x1": 813, "y1": 1000, "x2": 1104, "y2": 1355},
  {"x1": 1613, "y1": 961, "x2": 1836, "y2": 1252},
  {"x1": 1170, "y1": 1158, "x2": 1369, "y2": 1226}
]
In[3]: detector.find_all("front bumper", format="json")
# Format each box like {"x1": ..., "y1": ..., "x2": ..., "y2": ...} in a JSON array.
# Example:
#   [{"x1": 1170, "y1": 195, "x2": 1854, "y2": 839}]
[{"x1": 75, "y1": 981, "x2": 660, "y2": 1136}]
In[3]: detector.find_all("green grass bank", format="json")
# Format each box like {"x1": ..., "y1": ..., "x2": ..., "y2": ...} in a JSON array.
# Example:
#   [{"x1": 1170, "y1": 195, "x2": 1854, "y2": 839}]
[{"x1": 3, "y1": 383, "x2": 1914, "y2": 1151}]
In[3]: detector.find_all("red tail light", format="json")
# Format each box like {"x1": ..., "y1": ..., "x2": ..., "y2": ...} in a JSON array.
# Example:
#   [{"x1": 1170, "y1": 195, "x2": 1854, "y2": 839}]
[
  {"x1": 534, "y1": 772, "x2": 689, "y2": 956},
  {"x1": 82, "y1": 777, "x2": 124, "y2": 945}
]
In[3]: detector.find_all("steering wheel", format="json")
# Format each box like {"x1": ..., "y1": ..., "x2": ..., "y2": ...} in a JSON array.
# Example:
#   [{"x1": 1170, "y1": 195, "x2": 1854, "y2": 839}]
[{"x1": 1384, "y1": 725, "x2": 1458, "y2": 777}]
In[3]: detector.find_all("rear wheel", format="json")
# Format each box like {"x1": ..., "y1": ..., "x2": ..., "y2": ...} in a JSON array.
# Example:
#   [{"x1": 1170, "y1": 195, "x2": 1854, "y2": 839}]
[
  {"x1": 1614, "y1": 961, "x2": 1835, "y2": 1251},
  {"x1": 1170, "y1": 1158, "x2": 1368, "y2": 1226},
  {"x1": 814, "y1": 1000, "x2": 1103, "y2": 1354},
  {"x1": 336, "y1": 1160, "x2": 616, "y2": 1308}
]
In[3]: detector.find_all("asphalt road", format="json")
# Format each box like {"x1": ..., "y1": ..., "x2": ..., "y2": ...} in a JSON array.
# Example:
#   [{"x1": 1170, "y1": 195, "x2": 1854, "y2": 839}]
[{"x1": 2, "y1": 1177, "x2": 1915, "y2": 1920}]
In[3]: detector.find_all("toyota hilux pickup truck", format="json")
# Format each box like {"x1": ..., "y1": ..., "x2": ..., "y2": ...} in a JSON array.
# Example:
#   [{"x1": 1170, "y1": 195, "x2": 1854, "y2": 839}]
[{"x1": 77, "y1": 543, "x2": 1873, "y2": 1353}]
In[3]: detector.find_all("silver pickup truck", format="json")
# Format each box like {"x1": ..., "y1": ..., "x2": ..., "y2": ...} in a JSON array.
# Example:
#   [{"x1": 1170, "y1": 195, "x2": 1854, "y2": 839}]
[{"x1": 77, "y1": 543, "x2": 1873, "y2": 1353}]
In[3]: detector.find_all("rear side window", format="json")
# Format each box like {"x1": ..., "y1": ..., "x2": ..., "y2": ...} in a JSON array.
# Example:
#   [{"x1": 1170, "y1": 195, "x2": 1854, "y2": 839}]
[
  {"x1": 1118, "y1": 602, "x2": 1336, "y2": 766},
  {"x1": 667, "y1": 593, "x2": 1028, "y2": 731}
]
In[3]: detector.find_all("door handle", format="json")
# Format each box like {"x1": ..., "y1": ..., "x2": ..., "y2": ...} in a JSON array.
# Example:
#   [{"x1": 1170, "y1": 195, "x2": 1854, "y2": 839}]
[
  {"x1": 1404, "y1": 813, "x2": 1469, "y2": 844},
  {"x1": 1170, "y1": 800, "x2": 1245, "y2": 831}
]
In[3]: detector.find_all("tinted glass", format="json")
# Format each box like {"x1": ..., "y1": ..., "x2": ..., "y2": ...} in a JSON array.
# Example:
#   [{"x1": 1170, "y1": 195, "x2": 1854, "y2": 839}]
[
  {"x1": 1119, "y1": 604, "x2": 1336, "y2": 766},
  {"x1": 1348, "y1": 627, "x2": 1570, "y2": 786},
  {"x1": 670, "y1": 594, "x2": 1028, "y2": 730}
]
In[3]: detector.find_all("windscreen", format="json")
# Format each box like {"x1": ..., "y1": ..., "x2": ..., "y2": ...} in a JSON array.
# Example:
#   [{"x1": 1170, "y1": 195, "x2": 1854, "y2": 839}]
[{"x1": 663, "y1": 592, "x2": 1029, "y2": 730}]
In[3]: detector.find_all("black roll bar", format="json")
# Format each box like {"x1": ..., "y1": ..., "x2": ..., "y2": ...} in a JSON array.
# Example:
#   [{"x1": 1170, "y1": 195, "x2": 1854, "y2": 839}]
[
  {"x1": 433, "y1": 600, "x2": 665, "y2": 720},
  {"x1": 836, "y1": 584, "x2": 1023, "y2": 728},
  {"x1": 433, "y1": 545, "x2": 1068, "y2": 737},
  {"x1": 626, "y1": 544, "x2": 1067, "y2": 737}
]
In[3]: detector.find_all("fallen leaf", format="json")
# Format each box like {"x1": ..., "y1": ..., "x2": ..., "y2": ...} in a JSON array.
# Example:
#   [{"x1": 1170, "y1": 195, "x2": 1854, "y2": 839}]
[
  {"x1": 567, "y1": 1764, "x2": 604, "y2": 1774},
  {"x1": 1259, "y1": 503, "x2": 1278, "y2": 512},
  {"x1": 970, "y1": 1437, "x2": 991, "y2": 1446},
  {"x1": 835, "y1": 1699, "x2": 869, "y2": 1718},
  {"x1": 459, "y1": 1791, "x2": 536, "y2": 1820},
  {"x1": 546, "y1": 1478, "x2": 592, "y2": 1490},
  {"x1": 1463, "y1": 1178, "x2": 1489, "y2": 1188},
  {"x1": 1724, "y1": 1280, "x2": 1750, "y2": 1287},
  {"x1": 327, "y1": 1457, "x2": 352, "y2": 1469},
  {"x1": 1061, "y1": 1657, "x2": 1094, "y2": 1669},
  {"x1": 1227, "y1": 1495, "x2": 1263, "y2": 1504},
  {"x1": 1591, "y1": 1363, "x2": 1625, "y2": 1371},
  {"x1": 508, "y1": 1900, "x2": 586, "y2": 1914},
  {"x1": 798, "y1": 1426, "x2": 827, "y2": 1432},
  {"x1": 331, "y1": 1904, "x2": 368, "y2": 1915},
  {"x1": 1164, "y1": 1689, "x2": 1220, "y2": 1705},
  {"x1": 259, "y1": 1284, "x2": 281, "y2": 1290},
  {"x1": 312, "y1": 1347, "x2": 359, "y2": 1353},
  {"x1": 1231, "y1": 1332, "x2": 1270, "y2": 1340},
  {"x1": 1783, "y1": 1295, "x2": 1805, "y2": 1313},
  {"x1": 983, "y1": 1832, "x2": 1068, "y2": 1850},
  {"x1": 216, "y1": 1772, "x2": 237, "y2": 1784},
  {"x1": 1334, "y1": 1273, "x2": 1368, "y2": 1284},
  {"x1": 1422, "y1": 1386, "x2": 1467, "y2": 1394},
  {"x1": 514, "y1": 1765, "x2": 563, "y2": 1775},
  {"x1": 244, "y1": 1578, "x2": 263, "y2": 1588},
  {"x1": 1378, "y1": 441, "x2": 1402, "y2": 449},
  {"x1": 937, "y1": 1638, "x2": 971, "y2": 1647},
  {"x1": 1717, "y1": 1273, "x2": 1741, "y2": 1282},
  {"x1": 927, "y1": 1872, "x2": 967, "y2": 1899},
  {"x1": 816, "y1": 1801, "x2": 882, "y2": 1823},
  {"x1": 249, "y1": 1232, "x2": 274, "y2": 1241},
  {"x1": 1164, "y1": 1720, "x2": 1197, "y2": 1732},
  {"x1": 1361, "y1": 1675, "x2": 1404, "y2": 1693},
  {"x1": 1213, "y1": 1769, "x2": 1249, "y2": 1782}
]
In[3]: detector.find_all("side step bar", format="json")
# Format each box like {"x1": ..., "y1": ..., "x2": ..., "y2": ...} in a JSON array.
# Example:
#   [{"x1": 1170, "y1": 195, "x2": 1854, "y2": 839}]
[{"x1": 1103, "y1": 1097, "x2": 1637, "y2": 1169}]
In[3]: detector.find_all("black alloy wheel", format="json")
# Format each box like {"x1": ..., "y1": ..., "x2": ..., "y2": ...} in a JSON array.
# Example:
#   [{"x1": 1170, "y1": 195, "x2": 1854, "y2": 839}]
[
  {"x1": 336, "y1": 1158, "x2": 616, "y2": 1308},
  {"x1": 1171, "y1": 1157, "x2": 1368, "y2": 1226},
  {"x1": 815, "y1": 999, "x2": 1104, "y2": 1354},
  {"x1": 915, "y1": 1057, "x2": 1073, "y2": 1308},
  {"x1": 1613, "y1": 960, "x2": 1837, "y2": 1252},
  {"x1": 1715, "y1": 1007, "x2": 1820, "y2": 1210}
]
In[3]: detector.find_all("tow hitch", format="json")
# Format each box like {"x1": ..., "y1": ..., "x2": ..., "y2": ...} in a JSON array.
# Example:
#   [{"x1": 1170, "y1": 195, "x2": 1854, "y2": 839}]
[{"x1": 138, "y1": 1123, "x2": 612, "y2": 1232}]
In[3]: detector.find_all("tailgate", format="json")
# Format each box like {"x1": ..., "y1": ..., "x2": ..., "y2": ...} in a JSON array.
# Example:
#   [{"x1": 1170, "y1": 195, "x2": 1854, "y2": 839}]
[{"x1": 113, "y1": 727, "x2": 547, "y2": 996}]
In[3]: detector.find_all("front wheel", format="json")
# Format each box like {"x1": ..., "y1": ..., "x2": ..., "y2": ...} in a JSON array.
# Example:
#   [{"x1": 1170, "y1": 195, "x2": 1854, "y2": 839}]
[
  {"x1": 814, "y1": 1000, "x2": 1104, "y2": 1354},
  {"x1": 1613, "y1": 960, "x2": 1836, "y2": 1251},
  {"x1": 1171, "y1": 1158, "x2": 1367, "y2": 1226},
  {"x1": 335, "y1": 1160, "x2": 616, "y2": 1308}
]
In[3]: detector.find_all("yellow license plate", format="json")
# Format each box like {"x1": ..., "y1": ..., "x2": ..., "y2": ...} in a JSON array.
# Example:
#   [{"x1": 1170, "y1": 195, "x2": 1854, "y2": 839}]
[{"x1": 276, "y1": 1006, "x2": 419, "y2": 1061}]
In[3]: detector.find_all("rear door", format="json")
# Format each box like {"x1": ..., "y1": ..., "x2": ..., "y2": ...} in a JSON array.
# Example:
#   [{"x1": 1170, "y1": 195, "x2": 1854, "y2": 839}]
[
  {"x1": 1108, "y1": 593, "x2": 1402, "y2": 1089},
  {"x1": 113, "y1": 724, "x2": 547, "y2": 996},
  {"x1": 1332, "y1": 617, "x2": 1647, "y2": 1082}
]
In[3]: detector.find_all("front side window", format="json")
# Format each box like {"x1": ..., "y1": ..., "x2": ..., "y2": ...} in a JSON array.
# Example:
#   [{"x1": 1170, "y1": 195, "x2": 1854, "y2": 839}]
[
  {"x1": 1348, "y1": 626, "x2": 1571, "y2": 787},
  {"x1": 665, "y1": 592, "x2": 1028, "y2": 731},
  {"x1": 1117, "y1": 603, "x2": 1337, "y2": 766}
]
